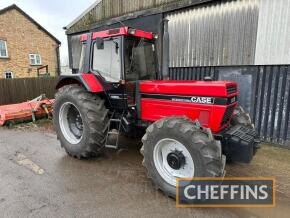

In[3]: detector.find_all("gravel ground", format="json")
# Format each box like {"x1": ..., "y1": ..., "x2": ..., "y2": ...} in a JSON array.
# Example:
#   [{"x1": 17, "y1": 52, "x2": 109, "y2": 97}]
[{"x1": 0, "y1": 121, "x2": 289, "y2": 218}]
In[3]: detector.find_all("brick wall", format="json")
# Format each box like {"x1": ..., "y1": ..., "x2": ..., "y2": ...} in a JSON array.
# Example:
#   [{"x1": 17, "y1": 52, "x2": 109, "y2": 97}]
[{"x1": 0, "y1": 8, "x2": 59, "y2": 78}]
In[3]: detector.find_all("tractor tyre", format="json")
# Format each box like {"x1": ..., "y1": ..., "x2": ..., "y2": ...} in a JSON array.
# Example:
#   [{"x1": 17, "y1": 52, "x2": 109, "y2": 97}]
[
  {"x1": 141, "y1": 116, "x2": 225, "y2": 198},
  {"x1": 53, "y1": 85, "x2": 109, "y2": 159},
  {"x1": 231, "y1": 106, "x2": 254, "y2": 129}
]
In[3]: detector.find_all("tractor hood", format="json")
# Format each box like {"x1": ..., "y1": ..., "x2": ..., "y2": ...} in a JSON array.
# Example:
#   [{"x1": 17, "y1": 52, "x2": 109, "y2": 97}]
[{"x1": 140, "y1": 80, "x2": 238, "y2": 97}]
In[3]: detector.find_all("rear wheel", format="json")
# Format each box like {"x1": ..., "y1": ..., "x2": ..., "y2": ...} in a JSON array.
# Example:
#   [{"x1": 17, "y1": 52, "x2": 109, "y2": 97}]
[
  {"x1": 53, "y1": 85, "x2": 109, "y2": 159},
  {"x1": 141, "y1": 117, "x2": 225, "y2": 198}
]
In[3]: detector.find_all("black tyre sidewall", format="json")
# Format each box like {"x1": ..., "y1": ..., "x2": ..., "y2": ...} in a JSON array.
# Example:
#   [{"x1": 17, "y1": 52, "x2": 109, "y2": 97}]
[
  {"x1": 54, "y1": 90, "x2": 95, "y2": 156},
  {"x1": 144, "y1": 126, "x2": 212, "y2": 197}
]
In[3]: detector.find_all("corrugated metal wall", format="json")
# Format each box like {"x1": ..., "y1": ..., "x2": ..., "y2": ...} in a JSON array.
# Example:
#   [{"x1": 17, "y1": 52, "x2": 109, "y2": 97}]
[
  {"x1": 68, "y1": 0, "x2": 290, "y2": 66},
  {"x1": 65, "y1": 0, "x2": 290, "y2": 147},
  {"x1": 253, "y1": 65, "x2": 290, "y2": 146},
  {"x1": 166, "y1": 0, "x2": 290, "y2": 147},
  {"x1": 169, "y1": 66, "x2": 218, "y2": 80},
  {"x1": 255, "y1": 0, "x2": 290, "y2": 65},
  {"x1": 67, "y1": 0, "x2": 181, "y2": 34},
  {"x1": 169, "y1": 66, "x2": 290, "y2": 147},
  {"x1": 166, "y1": 0, "x2": 260, "y2": 67},
  {"x1": 166, "y1": 0, "x2": 290, "y2": 67}
]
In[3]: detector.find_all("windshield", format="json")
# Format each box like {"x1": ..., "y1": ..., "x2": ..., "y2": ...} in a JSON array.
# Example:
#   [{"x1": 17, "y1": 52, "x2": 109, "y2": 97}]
[{"x1": 124, "y1": 38, "x2": 156, "y2": 81}]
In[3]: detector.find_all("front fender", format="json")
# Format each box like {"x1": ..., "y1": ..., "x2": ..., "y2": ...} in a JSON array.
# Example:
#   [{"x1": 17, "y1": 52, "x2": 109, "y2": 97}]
[{"x1": 56, "y1": 74, "x2": 104, "y2": 93}]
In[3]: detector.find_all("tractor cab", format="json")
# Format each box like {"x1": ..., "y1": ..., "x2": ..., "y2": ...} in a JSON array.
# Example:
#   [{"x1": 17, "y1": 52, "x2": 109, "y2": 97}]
[{"x1": 78, "y1": 27, "x2": 158, "y2": 109}]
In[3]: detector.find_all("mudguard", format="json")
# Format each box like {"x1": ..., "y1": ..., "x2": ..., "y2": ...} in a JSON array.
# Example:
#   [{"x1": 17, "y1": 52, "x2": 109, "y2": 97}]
[{"x1": 56, "y1": 74, "x2": 104, "y2": 93}]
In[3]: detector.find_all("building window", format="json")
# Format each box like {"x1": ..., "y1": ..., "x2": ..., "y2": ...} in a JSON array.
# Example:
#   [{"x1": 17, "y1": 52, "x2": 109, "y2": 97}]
[
  {"x1": 0, "y1": 40, "x2": 8, "y2": 58},
  {"x1": 4, "y1": 71, "x2": 13, "y2": 79},
  {"x1": 29, "y1": 54, "x2": 42, "y2": 65}
]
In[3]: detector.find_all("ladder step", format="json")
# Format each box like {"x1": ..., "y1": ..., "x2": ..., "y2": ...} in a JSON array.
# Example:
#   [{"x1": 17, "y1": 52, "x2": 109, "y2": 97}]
[
  {"x1": 108, "y1": 131, "x2": 119, "y2": 135},
  {"x1": 110, "y1": 119, "x2": 121, "y2": 122},
  {"x1": 105, "y1": 145, "x2": 118, "y2": 149},
  {"x1": 105, "y1": 112, "x2": 125, "y2": 150}
]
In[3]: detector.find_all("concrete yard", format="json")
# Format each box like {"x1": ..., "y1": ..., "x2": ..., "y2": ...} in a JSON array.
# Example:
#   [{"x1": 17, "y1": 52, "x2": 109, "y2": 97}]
[{"x1": 0, "y1": 122, "x2": 289, "y2": 218}]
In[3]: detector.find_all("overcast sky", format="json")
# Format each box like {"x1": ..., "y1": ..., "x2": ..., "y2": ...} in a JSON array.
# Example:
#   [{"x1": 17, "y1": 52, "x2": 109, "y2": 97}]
[{"x1": 0, "y1": 0, "x2": 97, "y2": 65}]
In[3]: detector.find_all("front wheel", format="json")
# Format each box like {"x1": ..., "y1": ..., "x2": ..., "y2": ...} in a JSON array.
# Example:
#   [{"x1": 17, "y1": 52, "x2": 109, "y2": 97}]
[
  {"x1": 231, "y1": 106, "x2": 254, "y2": 129},
  {"x1": 141, "y1": 117, "x2": 225, "y2": 198}
]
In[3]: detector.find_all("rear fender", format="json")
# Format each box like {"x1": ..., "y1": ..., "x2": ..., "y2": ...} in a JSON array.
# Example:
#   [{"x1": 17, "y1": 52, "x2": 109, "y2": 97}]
[{"x1": 56, "y1": 74, "x2": 104, "y2": 93}]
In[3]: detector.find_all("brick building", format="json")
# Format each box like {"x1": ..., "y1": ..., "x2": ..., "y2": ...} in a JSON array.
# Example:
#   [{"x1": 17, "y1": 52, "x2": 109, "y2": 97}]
[{"x1": 0, "y1": 4, "x2": 61, "y2": 78}]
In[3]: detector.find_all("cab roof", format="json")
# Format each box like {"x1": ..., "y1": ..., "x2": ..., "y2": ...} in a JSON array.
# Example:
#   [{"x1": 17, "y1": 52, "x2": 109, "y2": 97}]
[{"x1": 81, "y1": 27, "x2": 155, "y2": 42}]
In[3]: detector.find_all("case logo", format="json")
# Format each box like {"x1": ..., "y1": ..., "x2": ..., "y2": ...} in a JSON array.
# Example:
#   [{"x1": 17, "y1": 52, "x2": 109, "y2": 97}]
[
  {"x1": 171, "y1": 97, "x2": 214, "y2": 104},
  {"x1": 191, "y1": 97, "x2": 213, "y2": 104}
]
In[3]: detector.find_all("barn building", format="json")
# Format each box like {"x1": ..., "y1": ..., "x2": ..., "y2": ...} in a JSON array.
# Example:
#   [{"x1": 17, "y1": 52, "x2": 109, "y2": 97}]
[{"x1": 64, "y1": 0, "x2": 290, "y2": 146}]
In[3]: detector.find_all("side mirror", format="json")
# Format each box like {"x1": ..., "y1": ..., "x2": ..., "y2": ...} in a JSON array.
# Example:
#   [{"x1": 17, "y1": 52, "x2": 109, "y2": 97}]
[{"x1": 96, "y1": 38, "x2": 104, "y2": 50}]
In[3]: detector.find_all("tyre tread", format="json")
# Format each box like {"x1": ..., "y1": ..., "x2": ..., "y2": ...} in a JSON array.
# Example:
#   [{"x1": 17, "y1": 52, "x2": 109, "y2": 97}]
[
  {"x1": 141, "y1": 116, "x2": 224, "y2": 198},
  {"x1": 54, "y1": 85, "x2": 108, "y2": 159}
]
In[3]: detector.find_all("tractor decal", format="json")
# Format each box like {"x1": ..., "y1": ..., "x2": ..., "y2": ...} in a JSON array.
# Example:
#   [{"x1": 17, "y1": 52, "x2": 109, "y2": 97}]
[{"x1": 141, "y1": 93, "x2": 237, "y2": 105}]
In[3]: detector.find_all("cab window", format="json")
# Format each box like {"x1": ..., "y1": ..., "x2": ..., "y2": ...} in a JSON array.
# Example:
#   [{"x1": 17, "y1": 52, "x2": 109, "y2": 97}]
[
  {"x1": 92, "y1": 39, "x2": 121, "y2": 82},
  {"x1": 124, "y1": 38, "x2": 156, "y2": 81}
]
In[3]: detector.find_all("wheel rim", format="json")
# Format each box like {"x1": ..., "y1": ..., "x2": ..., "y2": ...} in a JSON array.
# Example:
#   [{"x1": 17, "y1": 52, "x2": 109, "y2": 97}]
[
  {"x1": 59, "y1": 102, "x2": 83, "y2": 144},
  {"x1": 153, "y1": 138, "x2": 195, "y2": 187}
]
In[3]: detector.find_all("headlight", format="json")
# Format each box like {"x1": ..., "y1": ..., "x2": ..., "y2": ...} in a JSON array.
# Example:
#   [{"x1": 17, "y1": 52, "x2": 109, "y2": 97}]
[{"x1": 153, "y1": 34, "x2": 159, "y2": 39}]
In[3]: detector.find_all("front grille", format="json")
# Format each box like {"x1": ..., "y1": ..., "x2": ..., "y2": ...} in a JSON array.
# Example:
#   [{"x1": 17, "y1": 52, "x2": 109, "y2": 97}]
[
  {"x1": 226, "y1": 85, "x2": 237, "y2": 95},
  {"x1": 221, "y1": 105, "x2": 235, "y2": 126}
]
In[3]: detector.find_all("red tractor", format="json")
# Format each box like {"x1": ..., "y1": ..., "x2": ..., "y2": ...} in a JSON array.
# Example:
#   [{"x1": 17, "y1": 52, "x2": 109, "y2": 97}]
[{"x1": 54, "y1": 26, "x2": 259, "y2": 198}]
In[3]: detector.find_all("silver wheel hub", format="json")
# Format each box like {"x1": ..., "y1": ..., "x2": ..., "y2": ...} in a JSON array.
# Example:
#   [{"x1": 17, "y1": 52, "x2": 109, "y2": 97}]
[
  {"x1": 59, "y1": 102, "x2": 83, "y2": 144},
  {"x1": 153, "y1": 138, "x2": 195, "y2": 187}
]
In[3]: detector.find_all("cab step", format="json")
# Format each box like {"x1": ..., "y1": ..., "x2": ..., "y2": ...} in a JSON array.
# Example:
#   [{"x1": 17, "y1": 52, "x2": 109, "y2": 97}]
[{"x1": 105, "y1": 113, "x2": 123, "y2": 149}]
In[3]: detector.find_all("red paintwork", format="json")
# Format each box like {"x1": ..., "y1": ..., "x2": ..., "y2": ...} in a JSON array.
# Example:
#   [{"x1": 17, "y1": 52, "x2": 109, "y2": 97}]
[
  {"x1": 129, "y1": 29, "x2": 154, "y2": 40},
  {"x1": 140, "y1": 80, "x2": 238, "y2": 97},
  {"x1": 82, "y1": 74, "x2": 104, "y2": 92},
  {"x1": 81, "y1": 34, "x2": 87, "y2": 42},
  {"x1": 81, "y1": 27, "x2": 154, "y2": 42},
  {"x1": 0, "y1": 99, "x2": 54, "y2": 126},
  {"x1": 140, "y1": 80, "x2": 238, "y2": 133},
  {"x1": 141, "y1": 99, "x2": 237, "y2": 133}
]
